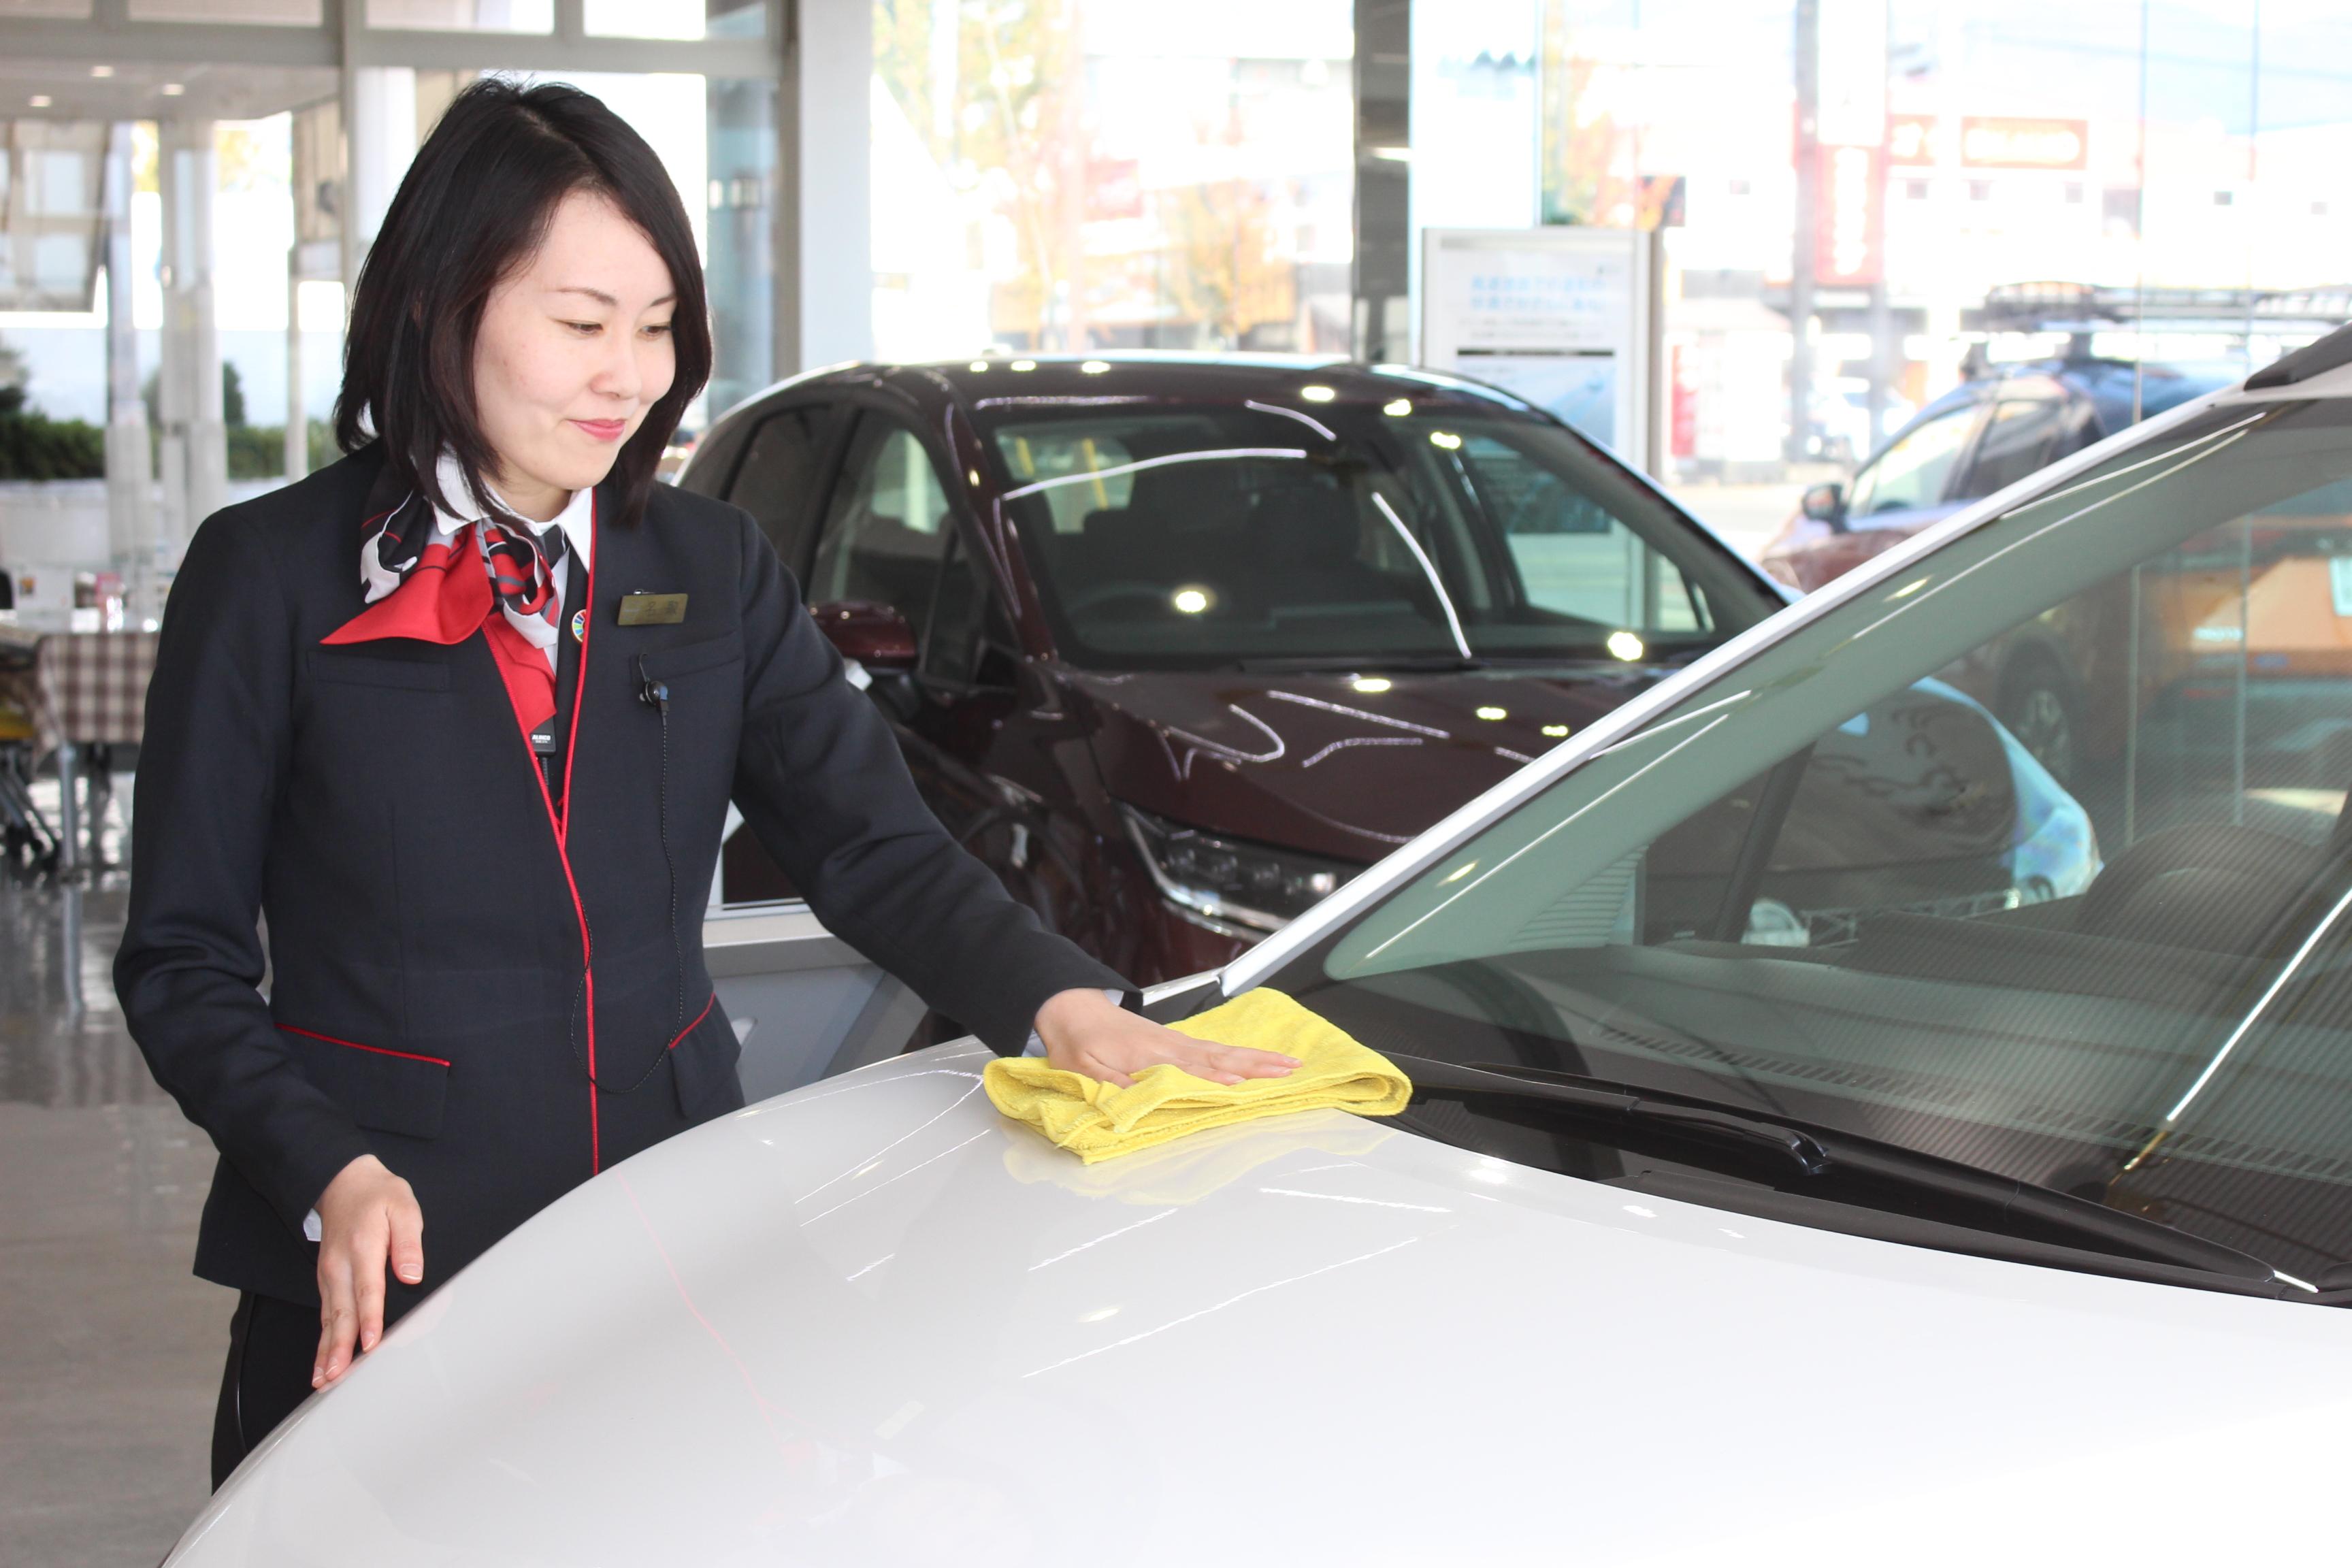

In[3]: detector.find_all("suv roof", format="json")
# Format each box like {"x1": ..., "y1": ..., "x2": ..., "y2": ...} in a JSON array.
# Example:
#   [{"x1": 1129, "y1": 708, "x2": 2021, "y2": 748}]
[
  {"x1": 1911, "y1": 357, "x2": 2237, "y2": 438},
  {"x1": 742, "y1": 353, "x2": 1550, "y2": 422}
]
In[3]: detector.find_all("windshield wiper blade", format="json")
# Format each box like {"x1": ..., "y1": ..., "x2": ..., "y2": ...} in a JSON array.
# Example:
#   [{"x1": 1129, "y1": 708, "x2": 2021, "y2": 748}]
[
  {"x1": 1388, "y1": 1054, "x2": 2277, "y2": 1284},
  {"x1": 1395, "y1": 1055, "x2": 1833, "y2": 1173}
]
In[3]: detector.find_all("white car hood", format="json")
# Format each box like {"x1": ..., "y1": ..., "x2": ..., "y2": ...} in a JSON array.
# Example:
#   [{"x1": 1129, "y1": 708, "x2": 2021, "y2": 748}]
[{"x1": 176, "y1": 1043, "x2": 2352, "y2": 1567}]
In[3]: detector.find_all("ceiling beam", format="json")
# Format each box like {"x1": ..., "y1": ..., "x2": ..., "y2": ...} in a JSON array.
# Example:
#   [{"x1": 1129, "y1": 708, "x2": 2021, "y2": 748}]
[{"x1": 0, "y1": 16, "x2": 780, "y2": 81}]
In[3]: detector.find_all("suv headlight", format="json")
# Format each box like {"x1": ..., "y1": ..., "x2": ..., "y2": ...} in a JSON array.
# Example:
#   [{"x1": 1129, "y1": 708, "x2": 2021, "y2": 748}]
[{"x1": 1120, "y1": 805, "x2": 1360, "y2": 934}]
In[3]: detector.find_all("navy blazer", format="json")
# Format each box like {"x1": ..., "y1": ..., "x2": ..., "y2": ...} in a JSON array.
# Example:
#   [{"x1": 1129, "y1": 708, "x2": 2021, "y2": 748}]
[{"x1": 115, "y1": 446, "x2": 1128, "y2": 1309}]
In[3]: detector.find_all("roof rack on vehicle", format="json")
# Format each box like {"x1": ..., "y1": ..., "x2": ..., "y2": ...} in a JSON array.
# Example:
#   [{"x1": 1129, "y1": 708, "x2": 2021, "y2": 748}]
[{"x1": 1965, "y1": 282, "x2": 2352, "y2": 372}]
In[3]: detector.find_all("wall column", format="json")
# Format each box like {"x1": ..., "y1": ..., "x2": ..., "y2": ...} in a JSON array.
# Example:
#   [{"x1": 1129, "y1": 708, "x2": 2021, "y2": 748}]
[
  {"x1": 157, "y1": 117, "x2": 225, "y2": 572},
  {"x1": 775, "y1": 0, "x2": 872, "y2": 374},
  {"x1": 101, "y1": 121, "x2": 155, "y2": 621},
  {"x1": 344, "y1": 66, "x2": 418, "y2": 293},
  {"x1": 1353, "y1": 0, "x2": 1410, "y2": 361}
]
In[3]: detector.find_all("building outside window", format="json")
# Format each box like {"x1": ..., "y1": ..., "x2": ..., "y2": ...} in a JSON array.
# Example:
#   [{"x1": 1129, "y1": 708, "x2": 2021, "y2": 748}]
[{"x1": 868, "y1": 0, "x2": 1356, "y2": 359}]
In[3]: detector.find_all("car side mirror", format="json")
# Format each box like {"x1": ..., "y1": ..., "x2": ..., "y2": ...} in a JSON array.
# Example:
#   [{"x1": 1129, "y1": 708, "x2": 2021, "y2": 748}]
[
  {"x1": 1801, "y1": 480, "x2": 1848, "y2": 529},
  {"x1": 811, "y1": 600, "x2": 917, "y2": 672}
]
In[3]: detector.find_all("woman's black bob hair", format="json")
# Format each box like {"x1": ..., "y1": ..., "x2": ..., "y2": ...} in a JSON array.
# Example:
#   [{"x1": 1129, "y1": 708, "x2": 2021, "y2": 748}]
[{"x1": 333, "y1": 78, "x2": 710, "y2": 529}]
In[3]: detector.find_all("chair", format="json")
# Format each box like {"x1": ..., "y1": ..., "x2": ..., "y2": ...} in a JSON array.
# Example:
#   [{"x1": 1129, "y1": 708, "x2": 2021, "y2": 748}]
[{"x1": 0, "y1": 640, "x2": 58, "y2": 877}]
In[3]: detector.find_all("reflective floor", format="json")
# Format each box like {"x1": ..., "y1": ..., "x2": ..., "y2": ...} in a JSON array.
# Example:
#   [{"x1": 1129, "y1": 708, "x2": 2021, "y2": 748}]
[{"x1": 3, "y1": 782, "x2": 228, "y2": 1567}]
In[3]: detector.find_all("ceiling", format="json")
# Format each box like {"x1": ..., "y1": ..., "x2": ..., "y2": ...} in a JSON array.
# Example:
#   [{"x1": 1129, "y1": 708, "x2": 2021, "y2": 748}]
[{"x1": 0, "y1": 59, "x2": 336, "y2": 125}]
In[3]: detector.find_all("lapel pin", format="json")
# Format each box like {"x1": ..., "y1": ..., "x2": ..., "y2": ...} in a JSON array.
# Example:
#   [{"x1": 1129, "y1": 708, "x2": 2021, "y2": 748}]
[{"x1": 570, "y1": 606, "x2": 588, "y2": 643}]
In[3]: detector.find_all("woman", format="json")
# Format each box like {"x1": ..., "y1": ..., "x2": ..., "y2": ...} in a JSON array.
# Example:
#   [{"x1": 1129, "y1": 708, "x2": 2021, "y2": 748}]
[{"x1": 113, "y1": 80, "x2": 1295, "y2": 1488}]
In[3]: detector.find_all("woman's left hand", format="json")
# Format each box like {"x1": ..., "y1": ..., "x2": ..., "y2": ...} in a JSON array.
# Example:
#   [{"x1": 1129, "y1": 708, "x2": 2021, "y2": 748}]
[{"x1": 1034, "y1": 987, "x2": 1298, "y2": 1089}]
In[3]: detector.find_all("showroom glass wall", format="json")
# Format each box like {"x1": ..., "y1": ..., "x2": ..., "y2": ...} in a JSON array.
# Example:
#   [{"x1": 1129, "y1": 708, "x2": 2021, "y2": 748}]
[
  {"x1": 0, "y1": 6, "x2": 775, "y2": 436},
  {"x1": 866, "y1": 0, "x2": 1357, "y2": 359},
  {"x1": 866, "y1": 0, "x2": 2351, "y2": 483},
  {"x1": 1539, "y1": 0, "x2": 2352, "y2": 477}
]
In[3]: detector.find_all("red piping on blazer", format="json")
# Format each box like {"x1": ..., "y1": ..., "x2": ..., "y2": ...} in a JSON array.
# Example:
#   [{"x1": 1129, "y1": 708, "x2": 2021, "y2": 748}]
[
  {"x1": 525, "y1": 493, "x2": 600, "y2": 1172},
  {"x1": 276, "y1": 1023, "x2": 453, "y2": 1068},
  {"x1": 667, "y1": 992, "x2": 717, "y2": 1051}
]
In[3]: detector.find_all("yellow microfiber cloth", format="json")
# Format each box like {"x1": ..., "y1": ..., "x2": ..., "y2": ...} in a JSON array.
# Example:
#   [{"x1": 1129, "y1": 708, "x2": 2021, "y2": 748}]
[{"x1": 982, "y1": 987, "x2": 1411, "y2": 1163}]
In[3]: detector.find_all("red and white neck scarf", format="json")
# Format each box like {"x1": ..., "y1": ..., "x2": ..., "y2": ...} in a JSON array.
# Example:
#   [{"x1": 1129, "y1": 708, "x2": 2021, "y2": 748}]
[{"x1": 323, "y1": 463, "x2": 593, "y2": 742}]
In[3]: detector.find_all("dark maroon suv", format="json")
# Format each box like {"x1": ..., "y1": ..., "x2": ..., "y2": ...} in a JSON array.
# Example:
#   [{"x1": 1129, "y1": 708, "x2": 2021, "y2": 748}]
[{"x1": 679, "y1": 355, "x2": 1781, "y2": 985}]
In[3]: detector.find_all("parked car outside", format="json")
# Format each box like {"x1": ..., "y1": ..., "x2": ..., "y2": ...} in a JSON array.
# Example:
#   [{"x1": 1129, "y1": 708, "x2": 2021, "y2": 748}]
[
  {"x1": 166, "y1": 329, "x2": 2352, "y2": 1566},
  {"x1": 1761, "y1": 355, "x2": 2241, "y2": 783},
  {"x1": 679, "y1": 355, "x2": 1785, "y2": 986},
  {"x1": 1763, "y1": 355, "x2": 2234, "y2": 594}
]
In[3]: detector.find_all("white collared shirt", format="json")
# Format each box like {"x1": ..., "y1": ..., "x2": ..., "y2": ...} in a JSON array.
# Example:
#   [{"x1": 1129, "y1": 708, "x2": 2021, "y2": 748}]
[{"x1": 429, "y1": 451, "x2": 595, "y2": 673}]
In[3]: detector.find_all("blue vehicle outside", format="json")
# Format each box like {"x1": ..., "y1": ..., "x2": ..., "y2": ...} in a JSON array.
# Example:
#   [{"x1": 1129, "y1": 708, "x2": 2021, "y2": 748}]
[{"x1": 1761, "y1": 357, "x2": 2237, "y2": 597}]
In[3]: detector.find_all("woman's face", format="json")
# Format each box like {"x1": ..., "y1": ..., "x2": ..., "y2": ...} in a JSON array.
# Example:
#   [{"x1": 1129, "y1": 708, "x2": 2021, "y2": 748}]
[{"x1": 472, "y1": 188, "x2": 677, "y2": 521}]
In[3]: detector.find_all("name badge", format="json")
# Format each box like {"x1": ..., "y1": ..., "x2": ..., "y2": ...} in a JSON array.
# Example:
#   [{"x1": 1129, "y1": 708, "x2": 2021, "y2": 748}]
[{"x1": 616, "y1": 592, "x2": 688, "y2": 627}]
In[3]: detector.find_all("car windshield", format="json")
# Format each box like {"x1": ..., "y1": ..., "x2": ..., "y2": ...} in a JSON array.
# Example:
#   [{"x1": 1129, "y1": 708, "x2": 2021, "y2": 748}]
[
  {"x1": 978, "y1": 398, "x2": 1775, "y2": 670},
  {"x1": 1261, "y1": 394, "x2": 2352, "y2": 1290}
]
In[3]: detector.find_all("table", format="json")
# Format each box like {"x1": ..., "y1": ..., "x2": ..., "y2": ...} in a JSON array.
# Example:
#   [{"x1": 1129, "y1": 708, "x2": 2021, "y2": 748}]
[{"x1": 27, "y1": 632, "x2": 158, "y2": 874}]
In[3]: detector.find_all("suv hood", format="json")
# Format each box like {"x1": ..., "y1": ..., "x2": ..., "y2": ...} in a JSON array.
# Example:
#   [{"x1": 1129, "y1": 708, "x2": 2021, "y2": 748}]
[
  {"x1": 179, "y1": 1043, "x2": 2352, "y2": 1566},
  {"x1": 1066, "y1": 665, "x2": 1656, "y2": 861}
]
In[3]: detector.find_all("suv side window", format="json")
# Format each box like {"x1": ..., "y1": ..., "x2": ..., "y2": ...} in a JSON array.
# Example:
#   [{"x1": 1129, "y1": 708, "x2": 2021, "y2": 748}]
[
  {"x1": 1844, "y1": 404, "x2": 1978, "y2": 519},
  {"x1": 1454, "y1": 431, "x2": 1708, "y2": 632},
  {"x1": 676, "y1": 416, "x2": 751, "y2": 501},
  {"x1": 808, "y1": 414, "x2": 956, "y2": 636},
  {"x1": 726, "y1": 406, "x2": 832, "y2": 573},
  {"x1": 1951, "y1": 397, "x2": 2068, "y2": 502}
]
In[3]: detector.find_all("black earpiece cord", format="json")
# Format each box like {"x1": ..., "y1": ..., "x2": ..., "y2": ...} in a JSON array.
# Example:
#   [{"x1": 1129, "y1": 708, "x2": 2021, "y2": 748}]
[{"x1": 561, "y1": 670, "x2": 687, "y2": 1096}]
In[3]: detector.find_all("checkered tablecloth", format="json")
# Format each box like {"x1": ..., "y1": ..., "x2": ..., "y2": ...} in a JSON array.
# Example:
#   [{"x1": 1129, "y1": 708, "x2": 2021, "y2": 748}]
[{"x1": 29, "y1": 632, "x2": 159, "y2": 760}]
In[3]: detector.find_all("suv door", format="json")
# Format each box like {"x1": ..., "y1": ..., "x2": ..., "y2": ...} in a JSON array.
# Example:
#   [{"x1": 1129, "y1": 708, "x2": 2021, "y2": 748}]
[
  {"x1": 708, "y1": 401, "x2": 845, "y2": 904},
  {"x1": 800, "y1": 408, "x2": 1082, "y2": 924},
  {"x1": 724, "y1": 402, "x2": 841, "y2": 578},
  {"x1": 1946, "y1": 390, "x2": 2076, "y2": 506},
  {"x1": 1780, "y1": 399, "x2": 1985, "y2": 591}
]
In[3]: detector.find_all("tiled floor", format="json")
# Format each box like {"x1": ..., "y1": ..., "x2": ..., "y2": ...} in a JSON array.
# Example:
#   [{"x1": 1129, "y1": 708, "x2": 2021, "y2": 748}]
[{"x1": 3, "y1": 785, "x2": 229, "y2": 1566}]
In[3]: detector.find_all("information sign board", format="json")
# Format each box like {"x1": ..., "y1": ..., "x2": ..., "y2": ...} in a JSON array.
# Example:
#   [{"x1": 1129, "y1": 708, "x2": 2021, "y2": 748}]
[{"x1": 1419, "y1": 227, "x2": 1659, "y2": 471}]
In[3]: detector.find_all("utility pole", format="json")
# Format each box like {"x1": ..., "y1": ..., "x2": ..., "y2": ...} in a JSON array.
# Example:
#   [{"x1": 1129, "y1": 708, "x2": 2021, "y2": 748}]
[{"x1": 1788, "y1": 0, "x2": 1819, "y2": 466}]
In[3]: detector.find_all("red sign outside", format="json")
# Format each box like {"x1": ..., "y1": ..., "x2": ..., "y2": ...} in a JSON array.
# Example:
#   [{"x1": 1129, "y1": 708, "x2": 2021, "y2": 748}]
[
  {"x1": 1887, "y1": 113, "x2": 1938, "y2": 166},
  {"x1": 1959, "y1": 116, "x2": 2089, "y2": 170},
  {"x1": 1885, "y1": 114, "x2": 2089, "y2": 171},
  {"x1": 1814, "y1": 142, "x2": 1884, "y2": 287}
]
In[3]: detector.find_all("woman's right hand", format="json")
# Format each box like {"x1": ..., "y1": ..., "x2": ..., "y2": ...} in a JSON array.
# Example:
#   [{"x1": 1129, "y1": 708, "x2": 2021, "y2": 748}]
[{"x1": 313, "y1": 1154, "x2": 425, "y2": 1389}]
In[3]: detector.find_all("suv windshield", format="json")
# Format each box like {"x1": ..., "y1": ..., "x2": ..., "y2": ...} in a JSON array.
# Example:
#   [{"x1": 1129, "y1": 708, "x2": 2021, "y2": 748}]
[
  {"x1": 979, "y1": 399, "x2": 1774, "y2": 670},
  {"x1": 1264, "y1": 395, "x2": 2352, "y2": 1291}
]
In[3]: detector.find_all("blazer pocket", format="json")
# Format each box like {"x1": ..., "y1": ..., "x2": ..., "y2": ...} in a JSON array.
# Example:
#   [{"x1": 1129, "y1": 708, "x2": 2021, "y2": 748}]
[
  {"x1": 668, "y1": 994, "x2": 744, "y2": 1121},
  {"x1": 308, "y1": 650, "x2": 453, "y2": 692},
  {"x1": 638, "y1": 630, "x2": 744, "y2": 682},
  {"x1": 279, "y1": 1024, "x2": 450, "y2": 1140}
]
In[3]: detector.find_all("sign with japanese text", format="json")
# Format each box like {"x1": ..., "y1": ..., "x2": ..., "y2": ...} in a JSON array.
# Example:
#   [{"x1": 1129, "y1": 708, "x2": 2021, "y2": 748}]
[
  {"x1": 1886, "y1": 114, "x2": 2090, "y2": 171},
  {"x1": 1420, "y1": 227, "x2": 1659, "y2": 470}
]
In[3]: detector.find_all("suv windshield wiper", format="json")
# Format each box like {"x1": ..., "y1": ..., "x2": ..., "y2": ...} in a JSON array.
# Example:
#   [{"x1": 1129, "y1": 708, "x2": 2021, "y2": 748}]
[{"x1": 1388, "y1": 1054, "x2": 2282, "y2": 1288}]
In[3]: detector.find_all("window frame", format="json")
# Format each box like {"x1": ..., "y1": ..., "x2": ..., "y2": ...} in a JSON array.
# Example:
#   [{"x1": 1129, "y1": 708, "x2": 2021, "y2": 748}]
[
  {"x1": 1845, "y1": 397, "x2": 1991, "y2": 523},
  {"x1": 717, "y1": 397, "x2": 850, "y2": 581},
  {"x1": 809, "y1": 397, "x2": 1010, "y2": 684}
]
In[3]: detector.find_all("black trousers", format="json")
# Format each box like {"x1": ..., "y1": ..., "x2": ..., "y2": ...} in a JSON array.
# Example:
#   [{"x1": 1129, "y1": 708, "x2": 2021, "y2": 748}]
[{"x1": 210, "y1": 1292, "x2": 319, "y2": 1488}]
